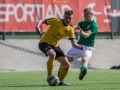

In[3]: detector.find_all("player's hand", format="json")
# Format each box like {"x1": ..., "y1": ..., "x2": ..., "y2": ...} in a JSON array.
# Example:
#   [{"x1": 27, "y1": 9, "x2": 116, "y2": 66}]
[
  {"x1": 73, "y1": 43, "x2": 84, "y2": 50},
  {"x1": 78, "y1": 45, "x2": 84, "y2": 50},
  {"x1": 73, "y1": 25, "x2": 81, "y2": 30},
  {"x1": 77, "y1": 27, "x2": 83, "y2": 34},
  {"x1": 36, "y1": 27, "x2": 42, "y2": 34}
]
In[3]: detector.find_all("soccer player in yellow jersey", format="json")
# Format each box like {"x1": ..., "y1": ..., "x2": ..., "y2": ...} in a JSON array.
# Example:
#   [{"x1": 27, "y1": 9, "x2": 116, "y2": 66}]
[{"x1": 36, "y1": 10, "x2": 84, "y2": 86}]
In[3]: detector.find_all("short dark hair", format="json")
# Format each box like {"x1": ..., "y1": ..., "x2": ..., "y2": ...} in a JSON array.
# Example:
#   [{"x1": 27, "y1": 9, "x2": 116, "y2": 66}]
[{"x1": 64, "y1": 10, "x2": 73, "y2": 15}]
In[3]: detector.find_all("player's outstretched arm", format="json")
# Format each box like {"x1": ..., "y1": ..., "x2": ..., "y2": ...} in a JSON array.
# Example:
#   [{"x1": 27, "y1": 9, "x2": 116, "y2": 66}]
[
  {"x1": 78, "y1": 27, "x2": 92, "y2": 38},
  {"x1": 70, "y1": 39, "x2": 84, "y2": 50}
]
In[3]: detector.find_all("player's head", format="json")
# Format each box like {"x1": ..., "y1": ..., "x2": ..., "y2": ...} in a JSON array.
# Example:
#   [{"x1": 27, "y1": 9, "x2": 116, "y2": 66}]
[
  {"x1": 63, "y1": 10, "x2": 73, "y2": 25},
  {"x1": 83, "y1": 7, "x2": 93, "y2": 22}
]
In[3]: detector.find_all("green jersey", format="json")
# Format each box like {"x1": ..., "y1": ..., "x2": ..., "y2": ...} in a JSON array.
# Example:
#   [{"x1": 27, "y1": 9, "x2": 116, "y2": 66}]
[{"x1": 77, "y1": 20, "x2": 98, "y2": 47}]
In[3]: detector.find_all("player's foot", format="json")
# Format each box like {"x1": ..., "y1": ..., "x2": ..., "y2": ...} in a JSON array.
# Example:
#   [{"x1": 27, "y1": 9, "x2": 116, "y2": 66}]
[
  {"x1": 58, "y1": 82, "x2": 71, "y2": 86},
  {"x1": 79, "y1": 69, "x2": 87, "y2": 80}
]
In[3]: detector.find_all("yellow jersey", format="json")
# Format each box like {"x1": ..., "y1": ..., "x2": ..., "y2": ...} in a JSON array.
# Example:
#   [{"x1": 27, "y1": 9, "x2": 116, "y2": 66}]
[{"x1": 40, "y1": 18, "x2": 75, "y2": 47}]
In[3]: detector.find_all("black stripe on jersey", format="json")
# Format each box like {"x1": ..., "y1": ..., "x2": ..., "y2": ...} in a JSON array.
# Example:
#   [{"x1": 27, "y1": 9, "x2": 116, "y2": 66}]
[
  {"x1": 44, "y1": 19, "x2": 48, "y2": 25},
  {"x1": 69, "y1": 38, "x2": 75, "y2": 40},
  {"x1": 45, "y1": 18, "x2": 56, "y2": 25}
]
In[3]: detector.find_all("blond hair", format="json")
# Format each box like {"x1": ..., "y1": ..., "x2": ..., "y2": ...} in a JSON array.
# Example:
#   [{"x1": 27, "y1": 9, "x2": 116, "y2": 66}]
[{"x1": 84, "y1": 7, "x2": 93, "y2": 14}]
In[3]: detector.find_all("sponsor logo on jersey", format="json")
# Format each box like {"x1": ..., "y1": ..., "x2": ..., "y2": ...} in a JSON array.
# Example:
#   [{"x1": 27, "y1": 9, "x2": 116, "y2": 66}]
[
  {"x1": 56, "y1": 34, "x2": 60, "y2": 36},
  {"x1": 45, "y1": 48, "x2": 48, "y2": 51},
  {"x1": 87, "y1": 25, "x2": 90, "y2": 29},
  {"x1": 65, "y1": 30, "x2": 68, "y2": 33},
  {"x1": 57, "y1": 25, "x2": 60, "y2": 28}
]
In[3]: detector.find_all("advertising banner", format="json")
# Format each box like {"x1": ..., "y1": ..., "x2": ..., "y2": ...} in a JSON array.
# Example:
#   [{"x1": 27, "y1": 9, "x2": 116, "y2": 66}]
[{"x1": 0, "y1": 0, "x2": 120, "y2": 32}]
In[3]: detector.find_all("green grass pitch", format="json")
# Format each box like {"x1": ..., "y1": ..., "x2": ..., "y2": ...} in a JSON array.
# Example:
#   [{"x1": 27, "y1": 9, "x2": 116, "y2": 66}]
[{"x1": 0, "y1": 70, "x2": 120, "y2": 90}]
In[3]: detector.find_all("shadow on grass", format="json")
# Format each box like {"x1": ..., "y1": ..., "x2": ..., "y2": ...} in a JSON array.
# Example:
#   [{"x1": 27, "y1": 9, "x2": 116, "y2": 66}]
[{"x1": 0, "y1": 84, "x2": 49, "y2": 87}]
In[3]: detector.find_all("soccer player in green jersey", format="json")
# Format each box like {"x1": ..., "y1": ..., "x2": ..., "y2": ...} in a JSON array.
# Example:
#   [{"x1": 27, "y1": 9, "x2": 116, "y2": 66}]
[
  {"x1": 36, "y1": 10, "x2": 84, "y2": 86},
  {"x1": 58, "y1": 7, "x2": 98, "y2": 80}
]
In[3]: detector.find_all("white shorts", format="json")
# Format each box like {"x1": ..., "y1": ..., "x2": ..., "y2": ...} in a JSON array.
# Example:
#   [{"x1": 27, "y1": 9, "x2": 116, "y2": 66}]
[{"x1": 66, "y1": 44, "x2": 95, "y2": 60}]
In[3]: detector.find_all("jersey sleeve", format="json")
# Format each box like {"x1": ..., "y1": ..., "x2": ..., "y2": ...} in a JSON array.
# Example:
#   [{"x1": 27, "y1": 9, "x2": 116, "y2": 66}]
[
  {"x1": 46, "y1": 18, "x2": 58, "y2": 26},
  {"x1": 68, "y1": 28, "x2": 75, "y2": 39},
  {"x1": 77, "y1": 21, "x2": 82, "y2": 28},
  {"x1": 90, "y1": 23, "x2": 98, "y2": 34}
]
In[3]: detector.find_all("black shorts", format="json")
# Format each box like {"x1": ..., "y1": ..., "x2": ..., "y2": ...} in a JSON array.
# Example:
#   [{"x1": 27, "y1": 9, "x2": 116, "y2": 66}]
[{"x1": 39, "y1": 42, "x2": 65, "y2": 59}]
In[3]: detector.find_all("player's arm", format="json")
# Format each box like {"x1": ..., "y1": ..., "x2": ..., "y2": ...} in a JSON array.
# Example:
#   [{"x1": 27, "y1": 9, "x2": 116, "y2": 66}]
[
  {"x1": 69, "y1": 28, "x2": 84, "y2": 50},
  {"x1": 78, "y1": 27, "x2": 92, "y2": 38},
  {"x1": 36, "y1": 19, "x2": 46, "y2": 34},
  {"x1": 74, "y1": 21, "x2": 92, "y2": 38},
  {"x1": 70, "y1": 39, "x2": 84, "y2": 50},
  {"x1": 73, "y1": 25, "x2": 79, "y2": 30},
  {"x1": 73, "y1": 21, "x2": 83, "y2": 30},
  {"x1": 36, "y1": 18, "x2": 55, "y2": 34}
]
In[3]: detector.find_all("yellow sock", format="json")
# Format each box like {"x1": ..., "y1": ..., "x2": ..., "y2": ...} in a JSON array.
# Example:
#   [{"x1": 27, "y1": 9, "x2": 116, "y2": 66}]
[
  {"x1": 59, "y1": 64, "x2": 70, "y2": 82},
  {"x1": 46, "y1": 59, "x2": 54, "y2": 77}
]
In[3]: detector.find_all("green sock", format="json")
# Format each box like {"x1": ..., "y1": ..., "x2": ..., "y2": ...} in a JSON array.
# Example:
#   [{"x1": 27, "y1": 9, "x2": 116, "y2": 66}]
[
  {"x1": 58, "y1": 65, "x2": 62, "y2": 77},
  {"x1": 80, "y1": 63, "x2": 87, "y2": 71}
]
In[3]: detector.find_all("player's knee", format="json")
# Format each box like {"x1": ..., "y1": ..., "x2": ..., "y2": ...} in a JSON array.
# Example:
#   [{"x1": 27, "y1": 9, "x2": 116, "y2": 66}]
[
  {"x1": 47, "y1": 50, "x2": 56, "y2": 59},
  {"x1": 67, "y1": 56, "x2": 73, "y2": 62},
  {"x1": 82, "y1": 59, "x2": 88, "y2": 63},
  {"x1": 50, "y1": 53, "x2": 56, "y2": 59}
]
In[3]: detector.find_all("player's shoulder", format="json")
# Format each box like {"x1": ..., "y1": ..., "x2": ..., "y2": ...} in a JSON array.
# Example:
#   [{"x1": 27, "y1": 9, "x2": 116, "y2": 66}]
[
  {"x1": 47, "y1": 18, "x2": 60, "y2": 22},
  {"x1": 92, "y1": 20, "x2": 97, "y2": 24},
  {"x1": 54, "y1": 18, "x2": 63, "y2": 24},
  {"x1": 78, "y1": 20, "x2": 85, "y2": 25},
  {"x1": 68, "y1": 24, "x2": 74, "y2": 30},
  {"x1": 53, "y1": 18, "x2": 61, "y2": 21},
  {"x1": 81, "y1": 20, "x2": 86, "y2": 23},
  {"x1": 91, "y1": 20, "x2": 98, "y2": 29},
  {"x1": 92, "y1": 20, "x2": 98, "y2": 27}
]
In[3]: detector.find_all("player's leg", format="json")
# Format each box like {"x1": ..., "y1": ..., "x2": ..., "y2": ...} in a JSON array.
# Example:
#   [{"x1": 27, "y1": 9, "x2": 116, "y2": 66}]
[
  {"x1": 46, "y1": 49, "x2": 56, "y2": 77},
  {"x1": 79, "y1": 55, "x2": 90, "y2": 80},
  {"x1": 57, "y1": 65, "x2": 62, "y2": 77},
  {"x1": 57, "y1": 46, "x2": 81, "y2": 77},
  {"x1": 57, "y1": 56, "x2": 71, "y2": 86},
  {"x1": 55, "y1": 46, "x2": 71, "y2": 86},
  {"x1": 57, "y1": 56, "x2": 73, "y2": 77},
  {"x1": 79, "y1": 46, "x2": 94, "y2": 80},
  {"x1": 39, "y1": 42, "x2": 56, "y2": 77}
]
